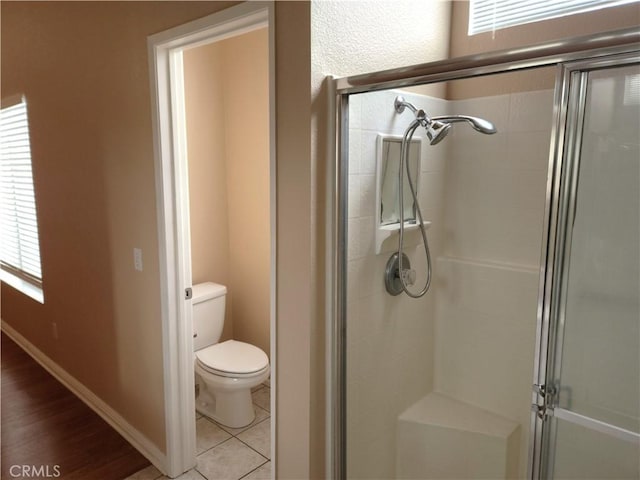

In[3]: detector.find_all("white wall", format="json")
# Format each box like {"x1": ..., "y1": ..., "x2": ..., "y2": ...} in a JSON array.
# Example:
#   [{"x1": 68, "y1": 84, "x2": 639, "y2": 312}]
[{"x1": 312, "y1": 1, "x2": 452, "y2": 83}]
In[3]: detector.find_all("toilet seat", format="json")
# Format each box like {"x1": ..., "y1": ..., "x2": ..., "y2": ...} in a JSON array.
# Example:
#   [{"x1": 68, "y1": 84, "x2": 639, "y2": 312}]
[{"x1": 196, "y1": 340, "x2": 269, "y2": 378}]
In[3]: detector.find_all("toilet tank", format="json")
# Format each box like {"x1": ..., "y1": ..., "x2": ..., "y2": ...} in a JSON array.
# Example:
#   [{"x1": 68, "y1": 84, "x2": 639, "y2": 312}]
[{"x1": 192, "y1": 282, "x2": 227, "y2": 351}]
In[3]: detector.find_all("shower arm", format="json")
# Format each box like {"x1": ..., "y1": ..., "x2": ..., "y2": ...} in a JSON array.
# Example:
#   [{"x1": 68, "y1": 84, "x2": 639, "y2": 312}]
[
  {"x1": 394, "y1": 96, "x2": 419, "y2": 115},
  {"x1": 431, "y1": 115, "x2": 497, "y2": 134},
  {"x1": 431, "y1": 115, "x2": 476, "y2": 123},
  {"x1": 394, "y1": 97, "x2": 435, "y2": 132},
  {"x1": 394, "y1": 96, "x2": 433, "y2": 125},
  {"x1": 395, "y1": 96, "x2": 496, "y2": 135}
]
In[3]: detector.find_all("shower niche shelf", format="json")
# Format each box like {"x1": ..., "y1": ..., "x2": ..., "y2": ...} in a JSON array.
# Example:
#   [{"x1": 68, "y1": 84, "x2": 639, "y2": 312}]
[
  {"x1": 376, "y1": 133, "x2": 429, "y2": 255},
  {"x1": 376, "y1": 220, "x2": 431, "y2": 254}
]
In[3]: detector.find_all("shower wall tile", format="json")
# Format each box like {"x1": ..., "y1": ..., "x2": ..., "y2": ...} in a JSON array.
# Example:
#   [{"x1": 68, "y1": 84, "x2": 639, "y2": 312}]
[
  {"x1": 450, "y1": 166, "x2": 548, "y2": 214},
  {"x1": 433, "y1": 89, "x2": 553, "y2": 478},
  {"x1": 418, "y1": 171, "x2": 446, "y2": 213},
  {"x1": 360, "y1": 130, "x2": 380, "y2": 174},
  {"x1": 434, "y1": 257, "x2": 539, "y2": 479},
  {"x1": 346, "y1": 257, "x2": 363, "y2": 301},
  {"x1": 348, "y1": 175, "x2": 361, "y2": 218},
  {"x1": 349, "y1": 94, "x2": 363, "y2": 130},
  {"x1": 421, "y1": 139, "x2": 447, "y2": 172},
  {"x1": 347, "y1": 219, "x2": 360, "y2": 260},
  {"x1": 508, "y1": 89, "x2": 554, "y2": 132},
  {"x1": 348, "y1": 129, "x2": 362, "y2": 174},
  {"x1": 449, "y1": 130, "x2": 508, "y2": 170},
  {"x1": 357, "y1": 216, "x2": 376, "y2": 258},
  {"x1": 402, "y1": 92, "x2": 450, "y2": 119},
  {"x1": 507, "y1": 131, "x2": 552, "y2": 170},
  {"x1": 445, "y1": 204, "x2": 546, "y2": 267},
  {"x1": 347, "y1": 89, "x2": 445, "y2": 480},
  {"x1": 359, "y1": 174, "x2": 376, "y2": 218},
  {"x1": 510, "y1": 170, "x2": 549, "y2": 211},
  {"x1": 445, "y1": 89, "x2": 553, "y2": 267},
  {"x1": 355, "y1": 253, "x2": 387, "y2": 299},
  {"x1": 436, "y1": 256, "x2": 539, "y2": 319},
  {"x1": 452, "y1": 93, "x2": 510, "y2": 134}
]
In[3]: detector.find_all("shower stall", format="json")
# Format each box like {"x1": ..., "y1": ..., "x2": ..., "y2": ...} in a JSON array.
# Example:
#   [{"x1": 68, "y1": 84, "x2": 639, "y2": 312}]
[{"x1": 331, "y1": 28, "x2": 639, "y2": 479}]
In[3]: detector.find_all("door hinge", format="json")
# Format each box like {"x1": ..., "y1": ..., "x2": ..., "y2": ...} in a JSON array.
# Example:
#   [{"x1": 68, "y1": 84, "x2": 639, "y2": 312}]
[
  {"x1": 185, "y1": 287, "x2": 193, "y2": 300},
  {"x1": 532, "y1": 383, "x2": 556, "y2": 420}
]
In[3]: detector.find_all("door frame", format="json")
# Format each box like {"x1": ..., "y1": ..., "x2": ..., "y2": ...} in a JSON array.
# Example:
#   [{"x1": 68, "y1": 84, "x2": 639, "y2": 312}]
[
  {"x1": 147, "y1": 3, "x2": 276, "y2": 477},
  {"x1": 530, "y1": 50, "x2": 640, "y2": 479}
]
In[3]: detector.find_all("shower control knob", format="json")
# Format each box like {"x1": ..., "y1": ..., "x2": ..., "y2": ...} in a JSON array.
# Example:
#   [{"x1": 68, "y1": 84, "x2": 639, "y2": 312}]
[{"x1": 401, "y1": 268, "x2": 416, "y2": 286}]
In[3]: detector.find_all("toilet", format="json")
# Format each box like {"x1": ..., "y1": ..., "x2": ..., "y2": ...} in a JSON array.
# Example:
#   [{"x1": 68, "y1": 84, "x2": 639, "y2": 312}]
[{"x1": 192, "y1": 282, "x2": 270, "y2": 428}]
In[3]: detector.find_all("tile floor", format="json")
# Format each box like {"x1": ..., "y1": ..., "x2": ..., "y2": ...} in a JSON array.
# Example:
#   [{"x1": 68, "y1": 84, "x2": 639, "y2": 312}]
[{"x1": 126, "y1": 385, "x2": 271, "y2": 480}]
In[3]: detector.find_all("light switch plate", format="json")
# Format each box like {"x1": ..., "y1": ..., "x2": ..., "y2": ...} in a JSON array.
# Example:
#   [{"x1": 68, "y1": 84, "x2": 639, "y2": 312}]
[{"x1": 134, "y1": 248, "x2": 143, "y2": 271}]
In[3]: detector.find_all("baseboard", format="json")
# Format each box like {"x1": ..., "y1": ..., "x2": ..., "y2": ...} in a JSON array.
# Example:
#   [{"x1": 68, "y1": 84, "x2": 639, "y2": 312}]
[{"x1": 1, "y1": 320, "x2": 167, "y2": 475}]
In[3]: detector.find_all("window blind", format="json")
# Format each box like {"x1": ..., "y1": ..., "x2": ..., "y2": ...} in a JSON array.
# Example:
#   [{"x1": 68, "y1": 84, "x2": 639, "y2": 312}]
[
  {"x1": 0, "y1": 96, "x2": 42, "y2": 285},
  {"x1": 624, "y1": 73, "x2": 640, "y2": 106},
  {"x1": 469, "y1": 0, "x2": 639, "y2": 35}
]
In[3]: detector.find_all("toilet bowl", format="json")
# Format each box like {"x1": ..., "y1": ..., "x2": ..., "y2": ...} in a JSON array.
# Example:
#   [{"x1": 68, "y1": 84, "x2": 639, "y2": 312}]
[
  {"x1": 191, "y1": 282, "x2": 270, "y2": 428},
  {"x1": 195, "y1": 340, "x2": 270, "y2": 428}
]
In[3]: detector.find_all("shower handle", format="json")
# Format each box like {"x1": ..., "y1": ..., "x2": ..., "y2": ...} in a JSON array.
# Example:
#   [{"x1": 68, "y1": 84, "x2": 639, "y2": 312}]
[
  {"x1": 385, "y1": 252, "x2": 416, "y2": 295},
  {"x1": 400, "y1": 267, "x2": 416, "y2": 286}
]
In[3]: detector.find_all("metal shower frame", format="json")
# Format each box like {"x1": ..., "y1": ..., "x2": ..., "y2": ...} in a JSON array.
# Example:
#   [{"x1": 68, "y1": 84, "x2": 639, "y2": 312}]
[{"x1": 329, "y1": 26, "x2": 640, "y2": 480}]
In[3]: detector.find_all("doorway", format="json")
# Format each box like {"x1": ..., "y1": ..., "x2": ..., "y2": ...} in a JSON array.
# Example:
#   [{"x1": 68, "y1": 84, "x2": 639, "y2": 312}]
[{"x1": 148, "y1": 3, "x2": 276, "y2": 478}]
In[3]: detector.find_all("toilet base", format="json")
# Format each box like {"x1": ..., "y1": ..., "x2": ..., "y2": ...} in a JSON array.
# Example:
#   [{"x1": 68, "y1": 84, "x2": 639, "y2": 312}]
[
  {"x1": 194, "y1": 365, "x2": 270, "y2": 429},
  {"x1": 196, "y1": 385, "x2": 256, "y2": 429}
]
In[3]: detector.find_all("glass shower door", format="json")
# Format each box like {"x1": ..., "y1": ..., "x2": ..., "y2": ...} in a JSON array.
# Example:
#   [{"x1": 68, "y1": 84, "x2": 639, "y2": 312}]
[{"x1": 539, "y1": 57, "x2": 640, "y2": 479}]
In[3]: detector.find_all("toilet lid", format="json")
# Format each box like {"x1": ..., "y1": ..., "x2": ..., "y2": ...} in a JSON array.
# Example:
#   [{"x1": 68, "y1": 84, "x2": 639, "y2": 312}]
[{"x1": 196, "y1": 340, "x2": 268, "y2": 375}]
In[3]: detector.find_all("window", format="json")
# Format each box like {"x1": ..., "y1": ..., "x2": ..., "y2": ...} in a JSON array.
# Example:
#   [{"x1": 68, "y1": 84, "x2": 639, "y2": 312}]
[
  {"x1": 0, "y1": 95, "x2": 44, "y2": 302},
  {"x1": 469, "y1": 0, "x2": 639, "y2": 36}
]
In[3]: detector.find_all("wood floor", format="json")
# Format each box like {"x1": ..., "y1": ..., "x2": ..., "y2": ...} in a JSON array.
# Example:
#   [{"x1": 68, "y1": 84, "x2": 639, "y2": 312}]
[{"x1": 1, "y1": 333, "x2": 151, "y2": 480}]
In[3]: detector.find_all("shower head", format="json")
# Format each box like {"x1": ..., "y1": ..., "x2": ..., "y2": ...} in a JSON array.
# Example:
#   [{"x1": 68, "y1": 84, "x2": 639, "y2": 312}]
[
  {"x1": 412, "y1": 106, "x2": 452, "y2": 145},
  {"x1": 424, "y1": 119, "x2": 452, "y2": 145},
  {"x1": 431, "y1": 115, "x2": 497, "y2": 135},
  {"x1": 394, "y1": 96, "x2": 496, "y2": 145}
]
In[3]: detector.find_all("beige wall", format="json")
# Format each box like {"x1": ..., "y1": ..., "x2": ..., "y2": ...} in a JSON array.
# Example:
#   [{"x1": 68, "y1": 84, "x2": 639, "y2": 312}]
[
  {"x1": 448, "y1": 1, "x2": 640, "y2": 99},
  {"x1": 4, "y1": 2, "x2": 633, "y2": 478},
  {"x1": 450, "y1": 1, "x2": 640, "y2": 57},
  {"x1": 183, "y1": 41, "x2": 234, "y2": 342},
  {"x1": 0, "y1": 3, "x2": 316, "y2": 477},
  {"x1": 222, "y1": 30, "x2": 271, "y2": 357},
  {"x1": 274, "y1": 3, "x2": 314, "y2": 478},
  {"x1": 1, "y1": 1, "x2": 457, "y2": 477},
  {"x1": 184, "y1": 42, "x2": 229, "y2": 289},
  {"x1": 0, "y1": 1, "x2": 242, "y2": 454},
  {"x1": 183, "y1": 29, "x2": 270, "y2": 356}
]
